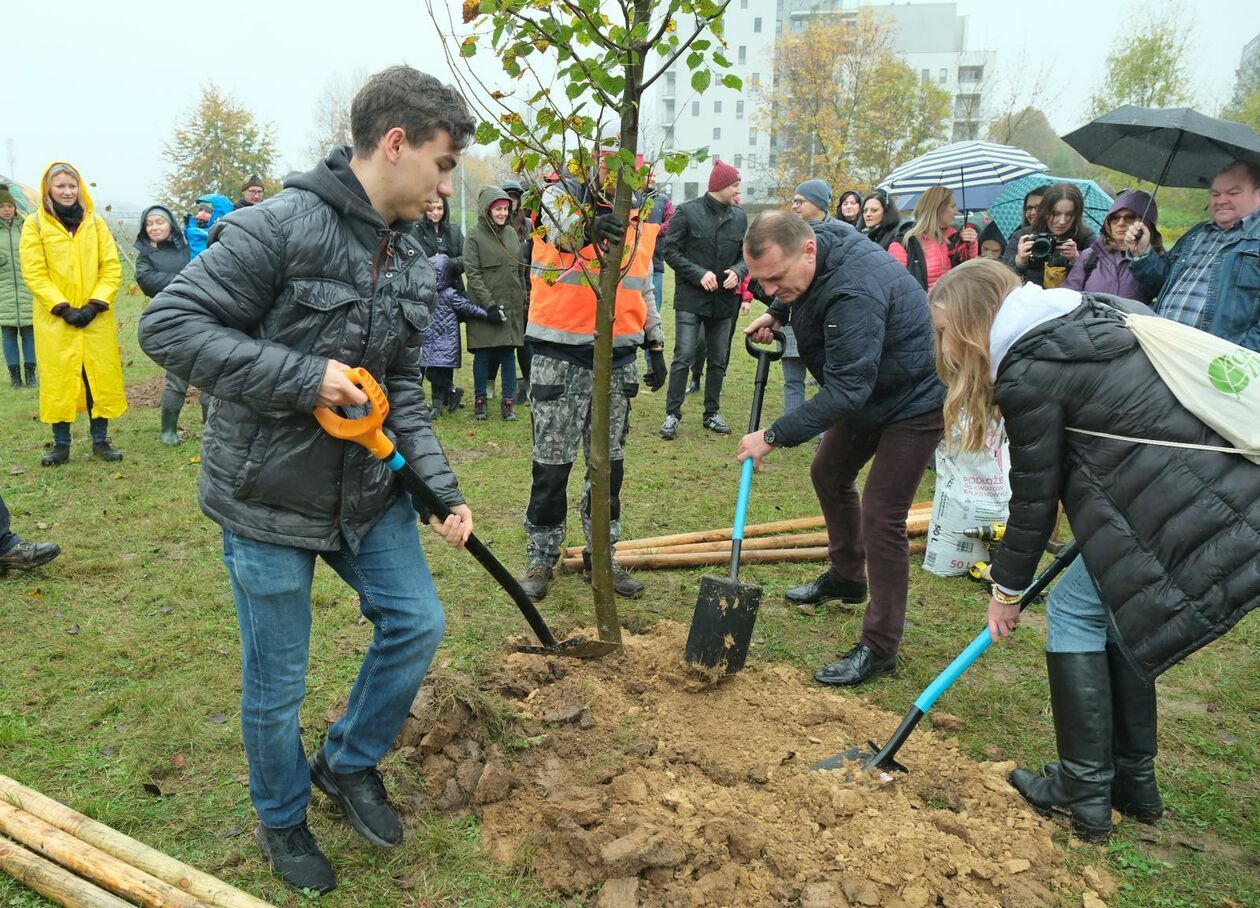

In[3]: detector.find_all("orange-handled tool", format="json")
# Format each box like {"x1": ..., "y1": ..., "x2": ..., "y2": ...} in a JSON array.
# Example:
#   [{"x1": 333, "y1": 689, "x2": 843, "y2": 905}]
[{"x1": 314, "y1": 368, "x2": 617, "y2": 659}]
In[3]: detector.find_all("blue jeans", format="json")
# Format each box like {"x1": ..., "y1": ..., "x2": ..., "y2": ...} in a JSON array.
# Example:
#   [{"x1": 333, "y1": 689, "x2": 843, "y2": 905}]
[
  {"x1": 473, "y1": 347, "x2": 517, "y2": 400},
  {"x1": 782, "y1": 355, "x2": 807, "y2": 413},
  {"x1": 221, "y1": 497, "x2": 445, "y2": 829},
  {"x1": 2, "y1": 325, "x2": 34, "y2": 368},
  {"x1": 1045, "y1": 555, "x2": 1115, "y2": 653}
]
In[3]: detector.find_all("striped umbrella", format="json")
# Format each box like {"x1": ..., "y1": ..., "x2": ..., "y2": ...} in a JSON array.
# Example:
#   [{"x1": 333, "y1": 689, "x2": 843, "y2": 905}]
[{"x1": 877, "y1": 141, "x2": 1049, "y2": 213}]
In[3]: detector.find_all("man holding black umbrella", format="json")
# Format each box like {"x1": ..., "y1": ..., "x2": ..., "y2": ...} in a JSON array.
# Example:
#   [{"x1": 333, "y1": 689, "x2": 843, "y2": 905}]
[{"x1": 1126, "y1": 160, "x2": 1260, "y2": 351}]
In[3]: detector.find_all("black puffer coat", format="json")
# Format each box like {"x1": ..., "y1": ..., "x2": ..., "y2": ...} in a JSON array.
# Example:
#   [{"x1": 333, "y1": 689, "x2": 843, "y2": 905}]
[
  {"x1": 133, "y1": 205, "x2": 190, "y2": 298},
  {"x1": 989, "y1": 295, "x2": 1259, "y2": 679},
  {"x1": 664, "y1": 193, "x2": 748, "y2": 318},
  {"x1": 138, "y1": 146, "x2": 462, "y2": 553},
  {"x1": 414, "y1": 198, "x2": 465, "y2": 294},
  {"x1": 766, "y1": 220, "x2": 945, "y2": 445}
]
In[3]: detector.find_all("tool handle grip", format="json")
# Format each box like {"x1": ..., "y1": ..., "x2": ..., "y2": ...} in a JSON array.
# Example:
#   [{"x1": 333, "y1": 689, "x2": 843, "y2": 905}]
[
  {"x1": 744, "y1": 328, "x2": 786, "y2": 363},
  {"x1": 312, "y1": 367, "x2": 395, "y2": 460}
]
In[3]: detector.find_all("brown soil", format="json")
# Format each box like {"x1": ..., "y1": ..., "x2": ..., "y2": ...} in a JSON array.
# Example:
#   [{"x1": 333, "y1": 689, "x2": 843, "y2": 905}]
[
  {"x1": 389, "y1": 622, "x2": 1113, "y2": 907},
  {"x1": 126, "y1": 374, "x2": 201, "y2": 409}
]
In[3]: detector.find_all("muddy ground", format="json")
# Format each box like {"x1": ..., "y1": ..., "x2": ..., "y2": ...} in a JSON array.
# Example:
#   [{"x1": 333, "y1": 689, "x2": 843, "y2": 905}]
[{"x1": 385, "y1": 621, "x2": 1117, "y2": 907}]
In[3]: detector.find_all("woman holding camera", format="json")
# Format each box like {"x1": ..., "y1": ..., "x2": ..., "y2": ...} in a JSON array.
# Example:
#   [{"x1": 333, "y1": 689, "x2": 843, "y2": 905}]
[
  {"x1": 888, "y1": 186, "x2": 977, "y2": 292},
  {"x1": 1064, "y1": 190, "x2": 1162, "y2": 303},
  {"x1": 930, "y1": 257, "x2": 1259, "y2": 843},
  {"x1": 1004, "y1": 182, "x2": 1095, "y2": 289}
]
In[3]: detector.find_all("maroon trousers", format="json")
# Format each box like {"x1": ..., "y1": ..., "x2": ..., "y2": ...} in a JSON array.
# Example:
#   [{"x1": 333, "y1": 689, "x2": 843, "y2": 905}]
[{"x1": 811, "y1": 409, "x2": 943, "y2": 658}]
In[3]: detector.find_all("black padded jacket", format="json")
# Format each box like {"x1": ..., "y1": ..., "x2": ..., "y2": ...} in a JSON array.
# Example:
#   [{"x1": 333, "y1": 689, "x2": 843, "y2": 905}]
[
  {"x1": 138, "y1": 146, "x2": 463, "y2": 553},
  {"x1": 989, "y1": 295, "x2": 1259, "y2": 679}
]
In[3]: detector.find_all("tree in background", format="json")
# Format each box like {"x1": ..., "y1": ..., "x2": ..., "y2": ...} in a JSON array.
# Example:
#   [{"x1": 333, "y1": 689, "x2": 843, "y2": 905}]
[
  {"x1": 756, "y1": 9, "x2": 949, "y2": 195},
  {"x1": 1087, "y1": 14, "x2": 1193, "y2": 117},
  {"x1": 306, "y1": 69, "x2": 368, "y2": 165},
  {"x1": 1223, "y1": 53, "x2": 1260, "y2": 134},
  {"x1": 986, "y1": 107, "x2": 1089, "y2": 178},
  {"x1": 161, "y1": 85, "x2": 277, "y2": 214}
]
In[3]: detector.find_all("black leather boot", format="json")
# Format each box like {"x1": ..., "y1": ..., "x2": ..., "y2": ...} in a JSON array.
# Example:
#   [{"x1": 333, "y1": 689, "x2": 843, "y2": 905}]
[
  {"x1": 24, "y1": 363, "x2": 36, "y2": 387},
  {"x1": 1108, "y1": 644, "x2": 1162, "y2": 823},
  {"x1": 1009, "y1": 652, "x2": 1113, "y2": 842},
  {"x1": 8, "y1": 365, "x2": 20, "y2": 389}
]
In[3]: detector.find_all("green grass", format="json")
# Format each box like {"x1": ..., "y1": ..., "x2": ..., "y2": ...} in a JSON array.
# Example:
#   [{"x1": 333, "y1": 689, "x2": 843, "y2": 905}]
[{"x1": 0, "y1": 273, "x2": 1255, "y2": 906}]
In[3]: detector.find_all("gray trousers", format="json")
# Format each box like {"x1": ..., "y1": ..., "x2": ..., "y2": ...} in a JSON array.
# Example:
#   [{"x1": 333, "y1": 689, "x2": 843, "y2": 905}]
[{"x1": 665, "y1": 310, "x2": 734, "y2": 419}]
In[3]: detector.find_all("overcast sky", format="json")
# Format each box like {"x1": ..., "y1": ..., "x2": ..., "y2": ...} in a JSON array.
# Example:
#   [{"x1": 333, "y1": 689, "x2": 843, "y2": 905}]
[{"x1": 4, "y1": 0, "x2": 1251, "y2": 208}]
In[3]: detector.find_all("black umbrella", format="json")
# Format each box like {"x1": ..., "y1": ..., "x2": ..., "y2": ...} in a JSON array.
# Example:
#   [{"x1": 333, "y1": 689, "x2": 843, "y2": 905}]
[{"x1": 1062, "y1": 105, "x2": 1260, "y2": 189}]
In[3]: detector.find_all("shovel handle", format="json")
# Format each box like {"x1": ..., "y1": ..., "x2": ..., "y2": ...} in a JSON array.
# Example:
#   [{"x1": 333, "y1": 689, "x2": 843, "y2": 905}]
[
  {"x1": 744, "y1": 329, "x2": 786, "y2": 363},
  {"x1": 313, "y1": 367, "x2": 396, "y2": 460}
]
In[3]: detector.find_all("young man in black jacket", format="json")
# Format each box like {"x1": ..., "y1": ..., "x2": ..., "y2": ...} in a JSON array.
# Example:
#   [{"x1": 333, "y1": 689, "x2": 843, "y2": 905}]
[
  {"x1": 139, "y1": 67, "x2": 476, "y2": 894},
  {"x1": 738, "y1": 211, "x2": 944, "y2": 687}
]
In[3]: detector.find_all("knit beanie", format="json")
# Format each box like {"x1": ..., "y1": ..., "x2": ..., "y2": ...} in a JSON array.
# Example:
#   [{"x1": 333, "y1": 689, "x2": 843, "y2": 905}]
[
  {"x1": 0, "y1": 186, "x2": 14, "y2": 206},
  {"x1": 708, "y1": 160, "x2": 740, "y2": 193},
  {"x1": 794, "y1": 179, "x2": 832, "y2": 213},
  {"x1": 241, "y1": 174, "x2": 264, "y2": 192}
]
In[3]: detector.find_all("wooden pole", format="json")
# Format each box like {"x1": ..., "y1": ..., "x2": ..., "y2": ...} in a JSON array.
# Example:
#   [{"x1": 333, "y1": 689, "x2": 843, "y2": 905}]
[
  {"x1": 562, "y1": 542, "x2": 927, "y2": 571},
  {"x1": 0, "y1": 774, "x2": 273, "y2": 908},
  {"x1": 0, "y1": 836, "x2": 134, "y2": 908},
  {"x1": 597, "y1": 517, "x2": 930, "y2": 560},
  {"x1": 0, "y1": 801, "x2": 208, "y2": 908}
]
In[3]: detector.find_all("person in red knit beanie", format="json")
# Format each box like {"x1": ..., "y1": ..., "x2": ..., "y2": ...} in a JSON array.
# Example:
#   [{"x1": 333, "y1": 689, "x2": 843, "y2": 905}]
[{"x1": 708, "y1": 160, "x2": 740, "y2": 193}]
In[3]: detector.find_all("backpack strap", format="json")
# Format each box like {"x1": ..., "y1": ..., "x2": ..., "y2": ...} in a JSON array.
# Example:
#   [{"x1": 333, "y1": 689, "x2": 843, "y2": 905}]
[{"x1": 1067, "y1": 427, "x2": 1257, "y2": 458}]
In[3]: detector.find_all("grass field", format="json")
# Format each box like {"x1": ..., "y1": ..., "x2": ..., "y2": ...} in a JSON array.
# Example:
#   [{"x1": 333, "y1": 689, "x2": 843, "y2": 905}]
[{"x1": 0, "y1": 273, "x2": 1255, "y2": 907}]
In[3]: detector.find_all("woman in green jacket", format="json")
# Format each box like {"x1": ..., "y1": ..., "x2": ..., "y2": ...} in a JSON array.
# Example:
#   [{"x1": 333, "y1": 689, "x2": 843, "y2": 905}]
[
  {"x1": 464, "y1": 186, "x2": 523, "y2": 420},
  {"x1": 0, "y1": 185, "x2": 36, "y2": 389}
]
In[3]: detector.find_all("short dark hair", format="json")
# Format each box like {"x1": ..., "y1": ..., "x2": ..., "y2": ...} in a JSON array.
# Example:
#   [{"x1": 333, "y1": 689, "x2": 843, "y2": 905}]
[
  {"x1": 1218, "y1": 159, "x2": 1260, "y2": 189},
  {"x1": 350, "y1": 66, "x2": 476, "y2": 156},
  {"x1": 745, "y1": 210, "x2": 813, "y2": 259}
]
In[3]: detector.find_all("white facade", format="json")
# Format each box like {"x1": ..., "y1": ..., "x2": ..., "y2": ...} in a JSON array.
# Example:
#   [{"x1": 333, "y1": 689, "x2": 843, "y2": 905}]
[{"x1": 644, "y1": 0, "x2": 993, "y2": 203}]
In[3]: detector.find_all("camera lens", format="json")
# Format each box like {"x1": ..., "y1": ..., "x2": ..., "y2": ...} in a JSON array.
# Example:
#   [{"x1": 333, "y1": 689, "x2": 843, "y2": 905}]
[{"x1": 1030, "y1": 236, "x2": 1054, "y2": 259}]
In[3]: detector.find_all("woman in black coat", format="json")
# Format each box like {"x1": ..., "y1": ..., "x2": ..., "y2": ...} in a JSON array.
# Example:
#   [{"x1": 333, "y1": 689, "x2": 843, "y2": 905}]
[
  {"x1": 859, "y1": 190, "x2": 903, "y2": 250},
  {"x1": 930, "y1": 258, "x2": 1259, "y2": 843},
  {"x1": 134, "y1": 205, "x2": 193, "y2": 444}
]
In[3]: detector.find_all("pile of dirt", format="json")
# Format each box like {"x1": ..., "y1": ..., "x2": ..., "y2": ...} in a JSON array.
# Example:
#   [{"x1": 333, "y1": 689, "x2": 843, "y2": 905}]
[
  {"x1": 393, "y1": 622, "x2": 1114, "y2": 907},
  {"x1": 126, "y1": 374, "x2": 201, "y2": 409}
]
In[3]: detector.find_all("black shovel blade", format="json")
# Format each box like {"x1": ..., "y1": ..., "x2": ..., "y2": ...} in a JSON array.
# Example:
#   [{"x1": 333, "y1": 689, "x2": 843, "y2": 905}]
[
  {"x1": 810, "y1": 742, "x2": 908, "y2": 776},
  {"x1": 685, "y1": 574, "x2": 763, "y2": 674},
  {"x1": 517, "y1": 636, "x2": 621, "y2": 659}
]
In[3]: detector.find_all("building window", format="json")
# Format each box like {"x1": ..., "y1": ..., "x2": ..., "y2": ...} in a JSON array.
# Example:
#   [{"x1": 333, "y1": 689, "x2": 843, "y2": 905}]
[
  {"x1": 691, "y1": 100, "x2": 700, "y2": 116},
  {"x1": 769, "y1": 153, "x2": 778, "y2": 168},
  {"x1": 663, "y1": 128, "x2": 675, "y2": 150},
  {"x1": 683, "y1": 181, "x2": 699, "y2": 201},
  {"x1": 663, "y1": 100, "x2": 675, "y2": 119},
  {"x1": 958, "y1": 65, "x2": 984, "y2": 84},
  {"x1": 776, "y1": 20, "x2": 783, "y2": 34},
  {"x1": 734, "y1": 154, "x2": 743, "y2": 168},
  {"x1": 664, "y1": 71, "x2": 676, "y2": 96},
  {"x1": 939, "y1": 68, "x2": 948, "y2": 83},
  {"x1": 754, "y1": 17, "x2": 762, "y2": 32},
  {"x1": 749, "y1": 127, "x2": 758, "y2": 145},
  {"x1": 713, "y1": 127, "x2": 721, "y2": 140},
  {"x1": 750, "y1": 72, "x2": 760, "y2": 88},
  {"x1": 736, "y1": 100, "x2": 744, "y2": 119},
  {"x1": 738, "y1": 45, "x2": 746, "y2": 65},
  {"x1": 740, "y1": 0, "x2": 748, "y2": 6},
  {"x1": 921, "y1": 68, "x2": 930, "y2": 82},
  {"x1": 747, "y1": 154, "x2": 758, "y2": 169},
  {"x1": 714, "y1": 100, "x2": 722, "y2": 114}
]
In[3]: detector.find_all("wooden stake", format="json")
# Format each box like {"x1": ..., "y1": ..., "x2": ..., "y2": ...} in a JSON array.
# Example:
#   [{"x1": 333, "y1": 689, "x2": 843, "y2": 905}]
[
  {"x1": 0, "y1": 836, "x2": 133, "y2": 908},
  {"x1": 0, "y1": 801, "x2": 208, "y2": 908},
  {"x1": 562, "y1": 542, "x2": 926, "y2": 571},
  {"x1": 0, "y1": 774, "x2": 272, "y2": 908}
]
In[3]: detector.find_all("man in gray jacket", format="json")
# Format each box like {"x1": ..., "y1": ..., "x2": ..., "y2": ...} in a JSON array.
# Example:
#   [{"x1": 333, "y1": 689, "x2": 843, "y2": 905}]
[{"x1": 139, "y1": 67, "x2": 475, "y2": 895}]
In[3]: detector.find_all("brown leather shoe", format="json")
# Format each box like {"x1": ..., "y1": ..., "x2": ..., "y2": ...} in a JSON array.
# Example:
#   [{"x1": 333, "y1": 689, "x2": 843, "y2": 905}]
[{"x1": 0, "y1": 541, "x2": 62, "y2": 575}]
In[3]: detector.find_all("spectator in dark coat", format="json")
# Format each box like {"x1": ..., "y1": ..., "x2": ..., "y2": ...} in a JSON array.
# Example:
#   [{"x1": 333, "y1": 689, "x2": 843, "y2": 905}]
[
  {"x1": 931, "y1": 257, "x2": 1259, "y2": 843},
  {"x1": 419, "y1": 251, "x2": 501, "y2": 417},
  {"x1": 234, "y1": 175, "x2": 265, "y2": 210},
  {"x1": 464, "y1": 186, "x2": 523, "y2": 420},
  {"x1": 133, "y1": 205, "x2": 194, "y2": 444},
  {"x1": 414, "y1": 196, "x2": 469, "y2": 412},
  {"x1": 860, "y1": 189, "x2": 903, "y2": 251},
  {"x1": 835, "y1": 189, "x2": 863, "y2": 227},
  {"x1": 739, "y1": 212, "x2": 945, "y2": 687},
  {"x1": 978, "y1": 220, "x2": 1006, "y2": 260}
]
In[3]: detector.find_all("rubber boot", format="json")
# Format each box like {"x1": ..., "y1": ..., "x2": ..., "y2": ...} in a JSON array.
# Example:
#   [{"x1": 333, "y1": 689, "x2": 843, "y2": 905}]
[
  {"x1": 446, "y1": 387, "x2": 464, "y2": 413},
  {"x1": 24, "y1": 363, "x2": 37, "y2": 388},
  {"x1": 8, "y1": 365, "x2": 20, "y2": 389},
  {"x1": 1108, "y1": 644, "x2": 1162, "y2": 823},
  {"x1": 160, "y1": 407, "x2": 181, "y2": 446},
  {"x1": 1009, "y1": 652, "x2": 1113, "y2": 842}
]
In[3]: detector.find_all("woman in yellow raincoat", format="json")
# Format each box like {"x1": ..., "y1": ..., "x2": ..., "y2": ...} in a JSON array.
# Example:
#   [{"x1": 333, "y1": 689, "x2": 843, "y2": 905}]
[{"x1": 19, "y1": 162, "x2": 126, "y2": 465}]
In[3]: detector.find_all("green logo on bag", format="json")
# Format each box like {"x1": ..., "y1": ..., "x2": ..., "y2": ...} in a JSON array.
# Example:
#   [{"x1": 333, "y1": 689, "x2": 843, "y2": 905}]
[{"x1": 1208, "y1": 351, "x2": 1259, "y2": 396}]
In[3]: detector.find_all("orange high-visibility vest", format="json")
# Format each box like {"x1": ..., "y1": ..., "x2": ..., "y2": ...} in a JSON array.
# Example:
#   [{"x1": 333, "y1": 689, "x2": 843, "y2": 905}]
[{"x1": 527, "y1": 222, "x2": 660, "y2": 348}]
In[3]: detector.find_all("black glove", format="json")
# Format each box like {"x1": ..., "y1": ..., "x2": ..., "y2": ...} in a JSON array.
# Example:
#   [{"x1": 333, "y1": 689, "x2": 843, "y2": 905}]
[
  {"x1": 63, "y1": 306, "x2": 97, "y2": 328},
  {"x1": 484, "y1": 304, "x2": 508, "y2": 323},
  {"x1": 644, "y1": 348, "x2": 667, "y2": 392},
  {"x1": 592, "y1": 213, "x2": 626, "y2": 250}
]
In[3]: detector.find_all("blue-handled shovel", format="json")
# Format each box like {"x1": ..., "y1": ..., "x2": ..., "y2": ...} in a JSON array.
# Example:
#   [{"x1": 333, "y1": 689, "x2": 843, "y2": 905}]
[
  {"x1": 684, "y1": 330, "x2": 786, "y2": 674},
  {"x1": 810, "y1": 540, "x2": 1080, "y2": 773}
]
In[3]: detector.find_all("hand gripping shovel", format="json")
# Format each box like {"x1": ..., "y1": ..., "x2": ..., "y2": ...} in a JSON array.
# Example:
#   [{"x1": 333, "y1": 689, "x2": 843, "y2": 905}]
[
  {"x1": 811, "y1": 540, "x2": 1080, "y2": 774},
  {"x1": 684, "y1": 330, "x2": 786, "y2": 673},
  {"x1": 315, "y1": 368, "x2": 618, "y2": 659}
]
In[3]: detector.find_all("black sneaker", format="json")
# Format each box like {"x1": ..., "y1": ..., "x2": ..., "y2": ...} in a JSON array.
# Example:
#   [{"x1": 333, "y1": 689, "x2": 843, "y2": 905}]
[
  {"x1": 309, "y1": 749, "x2": 402, "y2": 848},
  {"x1": 702, "y1": 414, "x2": 731, "y2": 435},
  {"x1": 685, "y1": 377, "x2": 701, "y2": 395},
  {"x1": 784, "y1": 571, "x2": 868, "y2": 606},
  {"x1": 254, "y1": 821, "x2": 336, "y2": 895}
]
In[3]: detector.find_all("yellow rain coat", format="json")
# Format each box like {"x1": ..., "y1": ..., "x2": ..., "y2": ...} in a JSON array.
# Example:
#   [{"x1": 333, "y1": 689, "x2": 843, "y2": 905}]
[{"x1": 19, "y1": 163, "x2": 127, "y2": 424}]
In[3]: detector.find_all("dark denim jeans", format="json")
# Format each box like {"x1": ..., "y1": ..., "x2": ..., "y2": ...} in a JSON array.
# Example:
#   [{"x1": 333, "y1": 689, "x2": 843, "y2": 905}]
[
  {"x1": 1, "y1": 325, "x2": 34, "y2": 368},
  {"x1": 221, "y1": 497, "x2": 445, "y2": 829},
  {"x1": 473, "y1": 346, "x2": 517, "y2": 400},
  {"x1": 665, "y1": 310, "x2": 734, "y2": 419},
  {"x1": 0, "y1": 493, "x2": 16, "y2": 555}
]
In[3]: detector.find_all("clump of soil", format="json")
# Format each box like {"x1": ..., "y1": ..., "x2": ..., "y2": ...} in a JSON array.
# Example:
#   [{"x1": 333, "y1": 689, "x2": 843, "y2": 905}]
[
  {"x1": 395, "y1": 622, "x2": 1113, "y2": 907},
  {"x1": 126, "y1": 374, "x2": 201, "y2": 409}
]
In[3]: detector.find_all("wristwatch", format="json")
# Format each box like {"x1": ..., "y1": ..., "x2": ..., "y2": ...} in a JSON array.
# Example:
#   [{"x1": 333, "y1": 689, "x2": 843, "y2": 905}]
[{"x1": 763, "y1": 426, "x2": 782, "y2": 447}]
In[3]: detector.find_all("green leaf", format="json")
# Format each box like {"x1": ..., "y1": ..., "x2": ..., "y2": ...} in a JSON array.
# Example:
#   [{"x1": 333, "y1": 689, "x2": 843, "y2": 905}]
[
  {"x1": 566, "y1": 81, "x2": 585, "y2": 100},
  {"x1": 459, "y1": 36, "x2": 478, "y2": 58},
  {"x1": 720, "y1": 73, "x2": 742, "y2": 90},
  {"x1": 691, "y1": 39, "x2": 711, "y2": 51},
  {"x1": 691, "y1": 70, "x2": 711, "y2": 93},
  {"x1": 712, "y1": 52, "x2": 731, "y2": 68},
  {"x1": 475, "y1": 121, "x2": 502, "y2": 145},
  {"x1": 686, "y1": 51, "x2": 703, "y2": 70}
]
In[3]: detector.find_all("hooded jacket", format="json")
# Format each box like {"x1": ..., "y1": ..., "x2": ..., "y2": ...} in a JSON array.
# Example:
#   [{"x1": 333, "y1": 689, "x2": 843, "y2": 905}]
[
  {"x1": 0, "y1": 210, "x2": 35, "y2": 328},
  {"x1": 765, "y1": 220, "x2": 944, "y2": 445},
  {"x1": 138, "y1": 145, "x2": 462, "y2": 553},
  {"x1": 464, "y1": 186, "x2": 525, "y2": 351},
  {"x1": 419, "y1": 253, "x2": 490, "y2": 370},
  {"x1": 133, "y1": 205, "x2": 190, "y2": 298},
  {"x1": 184, "y1": 194, "x2": 235, "y2": 258},
  {"x1": 989, "y1": 292, "x2": 1259, "y2": 679},
  {"x1": 19, "y1": 163, "x2": 126, "y2": 424},
  {"x1": 414, "y1": 197, "x2": 466, "y2": 294}
]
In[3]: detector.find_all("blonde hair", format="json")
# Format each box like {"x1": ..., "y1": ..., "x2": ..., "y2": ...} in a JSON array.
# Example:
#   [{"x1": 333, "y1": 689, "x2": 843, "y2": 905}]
[
  {"x1": 904, "y1": 185, "x2": 955, "y2": 246},
  {"x1": 929, "y1": 258, "x2": 1022, "y2": 454}
]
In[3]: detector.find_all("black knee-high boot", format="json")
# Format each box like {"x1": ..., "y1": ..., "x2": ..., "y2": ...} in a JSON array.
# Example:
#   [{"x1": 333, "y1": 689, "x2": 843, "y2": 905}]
[
  {"x1": 1009, "y1": 651, "x2": 1114, "y2": 842},
  {"x1": 1108, "y1": 644, "x2": 1162, "y2": 823}
]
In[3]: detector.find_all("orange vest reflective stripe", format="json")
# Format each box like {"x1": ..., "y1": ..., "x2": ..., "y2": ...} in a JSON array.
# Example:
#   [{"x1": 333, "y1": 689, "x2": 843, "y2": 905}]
[{"x1": 527, "y1": 221, "x2": 659, "y2": 348}]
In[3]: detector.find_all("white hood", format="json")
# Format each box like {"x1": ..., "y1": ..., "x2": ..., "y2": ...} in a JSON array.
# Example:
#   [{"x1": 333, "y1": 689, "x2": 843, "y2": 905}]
[{"x1": 988, "y1": 282, "x2": 1082, "y2": 380}]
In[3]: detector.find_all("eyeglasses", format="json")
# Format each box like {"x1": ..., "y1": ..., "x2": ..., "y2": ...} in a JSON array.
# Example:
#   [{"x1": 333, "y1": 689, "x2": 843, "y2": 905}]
[
  {"x1": 790, "y1": 197, "x2": 806, "y2": 206},
  {"x1": 1024, "y1": 205, "x2": 1039, "y2": 213},
  {"x1": 1109, "y1": 212, "x2": 1139, "y2": 223}
]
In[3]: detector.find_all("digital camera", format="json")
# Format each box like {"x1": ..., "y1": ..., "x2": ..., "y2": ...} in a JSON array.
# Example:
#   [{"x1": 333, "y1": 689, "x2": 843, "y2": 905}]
[{"x1": 1029, "y1": 233, "x2": 1063, "y2": 261}]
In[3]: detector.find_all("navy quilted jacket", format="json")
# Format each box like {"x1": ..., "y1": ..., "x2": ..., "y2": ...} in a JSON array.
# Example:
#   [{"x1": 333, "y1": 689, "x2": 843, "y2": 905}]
[
  {"x1": 989, "y1": 296, "x2": 1259, "y2": 679},
  {"x1": 767, "y1": 220, "x2": 944, "y2": 445},
  {"x1": 419, "y1": 253, "x2": 488, "y2": 369}
]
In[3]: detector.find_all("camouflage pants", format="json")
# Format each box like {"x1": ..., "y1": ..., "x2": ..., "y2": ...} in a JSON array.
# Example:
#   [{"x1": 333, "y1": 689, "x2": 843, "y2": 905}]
[{"x1": 524, "y1": 353, "x2": 638, "y2": 567}]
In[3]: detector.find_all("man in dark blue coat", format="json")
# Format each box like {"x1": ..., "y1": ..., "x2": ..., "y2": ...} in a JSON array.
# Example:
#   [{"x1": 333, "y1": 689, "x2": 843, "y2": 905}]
[{"x1": 739, "y1": 211, "x2": 944, "y2": 686}]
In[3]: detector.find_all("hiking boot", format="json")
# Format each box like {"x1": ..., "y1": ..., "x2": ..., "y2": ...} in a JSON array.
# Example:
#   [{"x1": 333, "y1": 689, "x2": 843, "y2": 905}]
[
  {"x1": 92, "y1": 440, "x2": 123, "y2": 462},
  {"x1": 159, "y1": 408, "x2": 181, "y2": 446},
  {"x1": 0, "y1": 541, "x2": 62, "y2": 576},
  {"x1": 659, "y1": 414, "x2": 680, "y2": 440},
  {"x1": 581, "y1": 552, "x2": 646, "y2": 599},
  {"x1": 685, "y1": 376, "x2": 701, "y2": 395},
  {"x1": 446, "y1": 387, "x2": 464, "y2": 413},
  {"x1": 8, "y1": 365, "x2": 20, "y2": 390},
  {"x1": 518, "y1": 563, "x2": 554, "y2": 601},
  {"x1": 41, "y1": 444, "x2": 70, "y2": 467},
  {"x1": 814, "y1": 643, "x2": 896, "y2": 687},
  {"x1": 501, "y1": 398, "x2": 516, "y2": 421},
  {"x1": 474, "y1": 395, "x2": 487, "y2": 421},
  {"x1": 785, "y1": 571, "x2": 868, "y2": 606},
  {"x1": 703, "y1": 414, "x2": 731, "y2": 435},
  {"x1": 309, "y1": 749, "x2": 403, "y2": 848},
  {"x1": 23, "y1": 364, "x2": 36, "y2": 388},
  {"x1": 254, "y1": 821, "x2": 336, "y2": 895}
]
